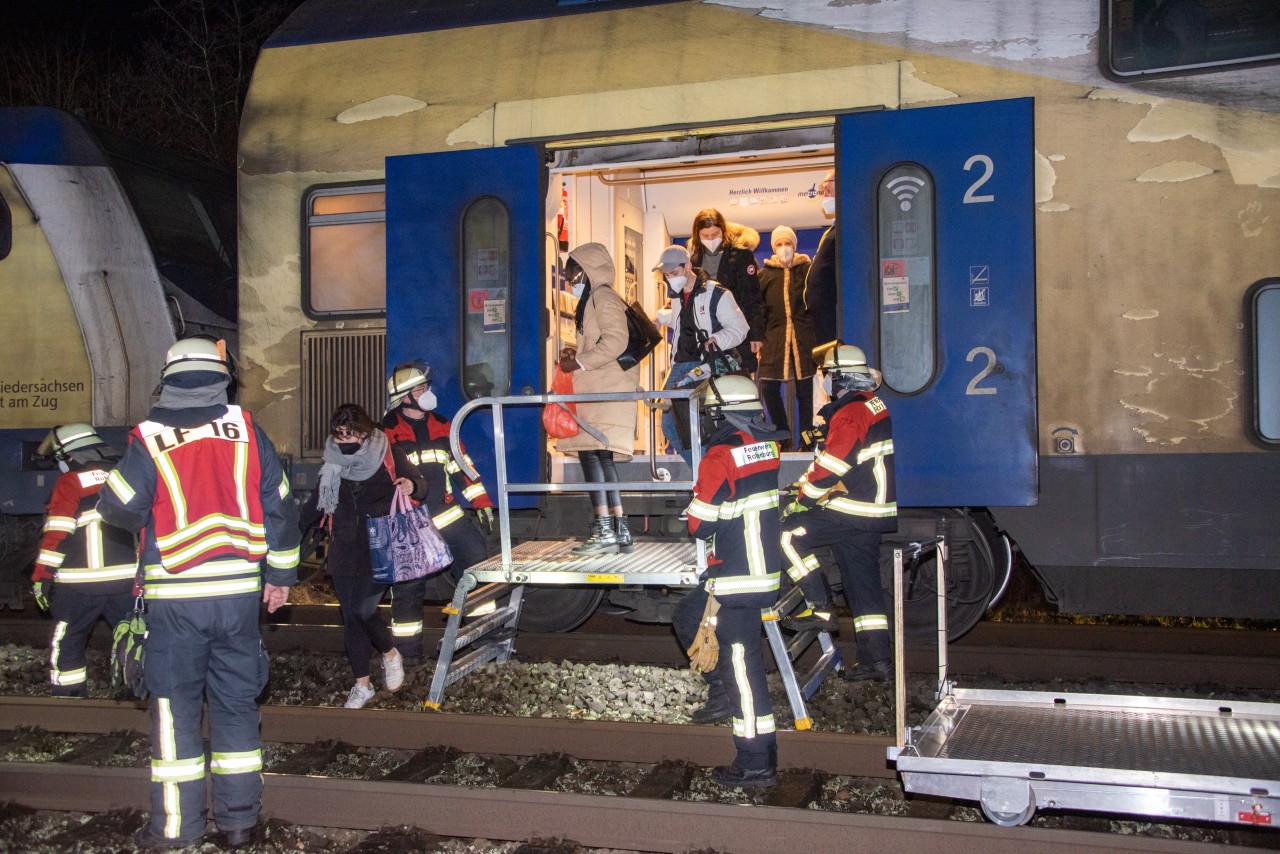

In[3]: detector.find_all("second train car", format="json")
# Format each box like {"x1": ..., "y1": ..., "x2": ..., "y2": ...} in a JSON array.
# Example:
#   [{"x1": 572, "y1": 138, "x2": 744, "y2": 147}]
[{"x1": 236, "y1": 0, "x2": 1280, "y2": 634}]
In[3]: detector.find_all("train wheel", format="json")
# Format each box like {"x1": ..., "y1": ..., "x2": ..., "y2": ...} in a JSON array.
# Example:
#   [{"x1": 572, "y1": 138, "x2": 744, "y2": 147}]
[
  {"x1": 518, "y1": 586, "x2": 605, "y2": 633},
  {"x1": 878, "y1": 509, "x2": 1009, "y2": 644}
]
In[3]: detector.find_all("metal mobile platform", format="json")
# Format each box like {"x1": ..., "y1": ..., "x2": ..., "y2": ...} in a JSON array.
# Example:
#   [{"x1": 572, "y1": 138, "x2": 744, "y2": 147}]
[
  {"x1": 887, "y1": 540, "x2": 1280, "y2": 829},
  {"x1": 425, "y1": 390, "x2": 841, "y2": 726}
]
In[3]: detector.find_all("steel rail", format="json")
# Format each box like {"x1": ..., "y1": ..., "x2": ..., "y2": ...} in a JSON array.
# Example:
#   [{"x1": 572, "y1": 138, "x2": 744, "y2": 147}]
[
  {"x1": 0, "y1": 697, "x2": 896, "y2": 777},
  {"x1": 0, "y1": 763, "x2": 1231, "y2": 854}
]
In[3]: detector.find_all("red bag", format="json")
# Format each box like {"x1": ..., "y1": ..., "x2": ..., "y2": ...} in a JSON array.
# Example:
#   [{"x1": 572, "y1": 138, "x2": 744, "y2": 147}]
[{"x1": 542, "y1": 366, "x2": 579, "y2": 439}]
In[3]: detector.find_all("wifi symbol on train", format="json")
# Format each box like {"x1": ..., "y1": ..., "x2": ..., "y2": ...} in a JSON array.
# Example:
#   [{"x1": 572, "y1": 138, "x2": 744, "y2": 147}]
[{"x1": 887, "y1": 176, "x2": 926, "y2": 211}]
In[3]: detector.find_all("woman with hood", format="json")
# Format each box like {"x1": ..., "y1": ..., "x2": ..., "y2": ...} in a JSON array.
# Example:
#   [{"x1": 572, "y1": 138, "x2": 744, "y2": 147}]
[
  {"x1": 298, "y1": 403, "x2": 427, "y2": 708},
  {"x1": 556, "y1": 242, "x2": 640, "y2": 555},
  {"x1": 687, "y1": 208, "x2": 764, "y2": 372},
  {"x1": 757, "y1": 225, "x2": 817, "y2": 447}
]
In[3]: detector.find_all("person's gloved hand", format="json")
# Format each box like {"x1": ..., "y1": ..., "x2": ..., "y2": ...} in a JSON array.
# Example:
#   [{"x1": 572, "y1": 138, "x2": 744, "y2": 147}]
[
  {"x1": 781, "y1": 502, "x2": 809, "y2": 531},
  {"x1": 33, "y1": 579, "x2": 52, "y2": 611},
  {"x1": 557, "y1": 347, "x2": 579, "y2": 373},
  {"x1": 476, "y1": 506, "x2": 495, "y2": 533}
]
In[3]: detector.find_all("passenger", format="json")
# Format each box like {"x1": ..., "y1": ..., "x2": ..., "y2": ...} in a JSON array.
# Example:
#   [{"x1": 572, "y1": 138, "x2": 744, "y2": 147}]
[
  {"x1": 686, "y1": 208, "x2": 764, "y2": 372},
  {"x1": 653, "y1": 244, "x2": 749, "y2": 467},
  {"x1": 805, "y1": 171, "x2": 840, "y2": 346},
  {"x1": 31, "y1": 423, "x2": 136, "y2": 698},
  {"x1": 299, "y1": 403, "x2": 425, "y2": 708},
  {"x1": 556, "y1": 242, "x2": 639, "y2": 555},
  {"x1": 97, "y1": 338, "x2": 300, "y2": 850},
  {"x1": 757, "y1": 225, "x2": 818, "y2": 449},
  {"x1": 382, "y1": 360, "x2": 494, "y2": 663},
  {"x1": 780, "y1": 343, "x2": 897, "y2": 682},
  {"x1": 673, "y1": 375, "x2": 785, "y2": 789}
]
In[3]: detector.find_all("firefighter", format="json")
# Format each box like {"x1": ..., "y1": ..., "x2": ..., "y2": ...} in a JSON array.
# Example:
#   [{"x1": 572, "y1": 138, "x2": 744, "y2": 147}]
[
  {"x1": 381, "y1": 360, "x2": 493, "y2": 664},
  {"x1": 98, "y1": 338, "x2": 300, "y2": 850},
  {"x1": 31, "y1": 423, "x2": 136, "y2": 698},
  {"x1": 780, "y1": 342, "x2": 897, "y2": 682},
  {"x1": 672, "y1": 375, "x2": 785, "y2": 789}
]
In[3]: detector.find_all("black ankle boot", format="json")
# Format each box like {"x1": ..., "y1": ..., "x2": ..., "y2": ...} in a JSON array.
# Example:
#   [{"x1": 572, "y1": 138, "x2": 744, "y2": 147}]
[
  {"x1": 572, "y1": 516, "x2": 619, "y2": 555},
  {"x1": 614, "y1": 516, "x2": 633, "y2": 553}
]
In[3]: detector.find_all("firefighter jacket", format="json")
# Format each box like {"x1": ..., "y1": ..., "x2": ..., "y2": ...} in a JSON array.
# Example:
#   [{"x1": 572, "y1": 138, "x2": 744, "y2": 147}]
[
  {"x1": 98, "y1": 403, "x2": 300, "y2": 600},
  {"x1": 33, "y1": 466, "x2": 136, "y2": 593},
  {"x1": 686, "y1": 430, "x2": 783, "y2": 610},
  {"x1": 382, "y1": 410, "x2": 491, "y2": 530},
  {"x1": 793, "y1": 390, "x2": 897, "y2": 532}
]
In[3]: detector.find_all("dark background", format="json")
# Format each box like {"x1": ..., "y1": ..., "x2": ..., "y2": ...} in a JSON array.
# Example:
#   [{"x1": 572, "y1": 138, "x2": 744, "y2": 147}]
[{"x1": 0, "y1": 0, "x2": 303, "y2": 169}]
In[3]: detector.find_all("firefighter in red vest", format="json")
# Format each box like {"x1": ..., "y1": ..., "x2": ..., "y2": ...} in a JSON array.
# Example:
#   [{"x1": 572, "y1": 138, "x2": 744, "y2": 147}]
[
  {"x1": 98, "y1": 338, "x2": 300, "y2": 850},
  {"x1": 780, "y1": 342, "x2": 897, "y2": 682},
  {"x1": 381, "y1": 360, "x2": 493, "y2": 664},
  {"x1": 31, "y1": 423, "x2": 136, "y2": 698},
  {"x1": 673, "y1": 375, "x2": 786, "y2": 789}
]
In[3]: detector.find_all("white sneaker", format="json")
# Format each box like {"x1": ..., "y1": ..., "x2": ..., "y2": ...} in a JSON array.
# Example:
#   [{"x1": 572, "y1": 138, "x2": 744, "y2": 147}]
[
  {"x1": 383, "y1": 650, "x2": 405, "y2": 692},
  {"x1": 344, "y1": 683, "x2": 376, "y2": 709}
]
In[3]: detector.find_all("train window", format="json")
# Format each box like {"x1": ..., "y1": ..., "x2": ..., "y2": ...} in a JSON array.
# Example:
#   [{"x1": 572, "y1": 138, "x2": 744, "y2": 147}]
[
  {"x1": 461, "y1": 197, "x2": 511, "y2": 399},
  {"x1": 1253, "y1": 279, "x2": 1280, "y2": 443},
  {"x1": 304, "y1": 184, "x2": 386, "y2": 318},
  {"x1": 1103, "y1": 0, "x2": 1280, "y2": 79},
  {"x1": 876, "y1": 163, "x2": 936, "y2": 395},
  {"x1": 0, "y1": 194, "x2": 10, "y2": 261}
]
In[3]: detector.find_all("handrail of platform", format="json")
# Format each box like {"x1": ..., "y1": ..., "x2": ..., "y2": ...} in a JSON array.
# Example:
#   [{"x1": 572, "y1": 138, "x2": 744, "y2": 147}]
[
  {"x1": 892, "y1": 535, "x2": 948, "y2": 751},
  {"x1": 448, "y1": 389, "x2": 708, "y2": 575}
]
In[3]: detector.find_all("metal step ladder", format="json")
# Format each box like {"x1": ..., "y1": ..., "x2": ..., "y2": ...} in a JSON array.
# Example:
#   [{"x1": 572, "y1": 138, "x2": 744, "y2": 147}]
[{"x1": 424, "y1": 539, "x2": 842, "y2": 729}]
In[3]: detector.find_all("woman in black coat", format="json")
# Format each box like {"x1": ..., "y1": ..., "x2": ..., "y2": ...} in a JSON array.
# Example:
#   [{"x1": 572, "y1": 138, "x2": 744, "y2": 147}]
[
  {"x1": 687, "y1": 208, "x2": 764, "y2": 372},
  {"x1": 299, "y1": 403, "x2": 427, "y2": 708}
]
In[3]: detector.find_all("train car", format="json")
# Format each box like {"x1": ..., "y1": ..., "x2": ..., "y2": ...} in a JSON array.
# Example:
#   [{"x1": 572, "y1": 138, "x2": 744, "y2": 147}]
[
  {"x1": 0, "y1": 107, "x2": 237, "y2": 607},
  {"x1": 237, "y1": 0, "x2": 1280, "y2": 633}
]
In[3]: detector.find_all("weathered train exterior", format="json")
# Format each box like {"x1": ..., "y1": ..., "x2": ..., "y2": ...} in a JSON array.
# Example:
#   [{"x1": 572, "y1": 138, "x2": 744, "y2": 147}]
[
  {"x1": 0, "y1": 107, "x2": 236, "y2": 606},
  {"x1": 237, "y1": 0, "x2": 1280, "y2": 621}
]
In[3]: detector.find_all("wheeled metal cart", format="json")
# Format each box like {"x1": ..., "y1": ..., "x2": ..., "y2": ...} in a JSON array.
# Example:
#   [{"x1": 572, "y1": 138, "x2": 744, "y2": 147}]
[{"x1": 887, "y1": 540, "x2": 1280, "y2": 829}]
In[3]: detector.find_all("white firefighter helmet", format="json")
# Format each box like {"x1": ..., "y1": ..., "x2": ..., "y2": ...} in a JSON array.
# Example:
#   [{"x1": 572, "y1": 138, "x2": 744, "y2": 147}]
[
  {"x1": 161, "y1": 337, "x2": 229, "y2": 380},
  {"x1": 816, "y1": 342, "x2": 870, "y2": 375},
  {"x1": 38, "y1": 423, "x2": 105, "y2": 460},
  {"x1": 387, "y1": 360, "x2": 431, "y2": 408},
  {"x1": 697, "y1": 374, "x2": 762, "y2": 412}
]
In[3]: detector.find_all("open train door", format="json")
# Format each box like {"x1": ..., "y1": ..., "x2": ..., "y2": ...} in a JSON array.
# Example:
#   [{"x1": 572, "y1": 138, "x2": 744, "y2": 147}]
[
  {"x1": 384, "y1": 146, "x2": 543, "y2": 508},
  {"x1": 837, "y1": 98, "x2": 1036, "y2": 639},
  {"x1": 837, "y1": 98, "x2": 1037, "y2": 507}
]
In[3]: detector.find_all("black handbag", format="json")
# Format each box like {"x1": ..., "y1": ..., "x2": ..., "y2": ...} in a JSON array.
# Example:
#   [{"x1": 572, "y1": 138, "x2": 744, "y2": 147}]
[{"x1": 617, "y1": 301, "x2": 662, "y2": 370}]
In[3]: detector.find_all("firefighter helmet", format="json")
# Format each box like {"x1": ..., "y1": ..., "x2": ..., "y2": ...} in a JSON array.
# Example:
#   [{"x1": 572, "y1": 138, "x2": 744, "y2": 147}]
[
  {"x1": 387, "y1": 360, "x2": 432, "y2": 408},
  {"x1": 697, "y1": 374, "x2": 762, "y2": 412},
  {"x1": 38, "y1": 423, "x2": 105, "y2": 460},
  {"x1": 161, "y1": 337, "x2": 229, "y2": 380},
  {"x1": 813, "y1": 341, "x2": 880, "y2": 392}
]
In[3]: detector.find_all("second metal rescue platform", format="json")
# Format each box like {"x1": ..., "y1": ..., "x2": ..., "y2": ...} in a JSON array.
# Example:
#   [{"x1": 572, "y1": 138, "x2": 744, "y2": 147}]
[{"x1": 887, "y1": 543, "x2": 1280, "y2": 829}]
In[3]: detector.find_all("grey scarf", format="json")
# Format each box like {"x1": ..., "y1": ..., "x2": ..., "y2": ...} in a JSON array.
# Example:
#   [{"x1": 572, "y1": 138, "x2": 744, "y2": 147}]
[
  {"x1": 317, "y1": 429, "x2": 390, "y2": 514},
  {"x1": 157, "y1": 382, "x2": 228, "y2": 410}
]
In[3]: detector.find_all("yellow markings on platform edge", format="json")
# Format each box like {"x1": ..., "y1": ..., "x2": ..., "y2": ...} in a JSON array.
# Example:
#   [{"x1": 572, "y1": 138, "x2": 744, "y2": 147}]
[{"x1": 586, "y1": 573, "x2": 624, "y2": 584}]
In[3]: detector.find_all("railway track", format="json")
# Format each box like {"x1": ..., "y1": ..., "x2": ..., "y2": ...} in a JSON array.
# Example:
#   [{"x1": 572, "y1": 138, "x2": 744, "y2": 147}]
[
  {"x1": 4, "y1": 608, "x2": 1279, "y2": 689},
  {"x1": 2, "y1": 697, "x2": 1271, "y2": 853}
]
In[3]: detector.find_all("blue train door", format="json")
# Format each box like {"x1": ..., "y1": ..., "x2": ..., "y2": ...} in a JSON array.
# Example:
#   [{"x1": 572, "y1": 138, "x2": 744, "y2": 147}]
[
  {"x1": 385, "y1": 146, "x2": 542, "y2": 506},
  {"x1": 837, "y1": 98, "x2": 1036, "y2": 507}
]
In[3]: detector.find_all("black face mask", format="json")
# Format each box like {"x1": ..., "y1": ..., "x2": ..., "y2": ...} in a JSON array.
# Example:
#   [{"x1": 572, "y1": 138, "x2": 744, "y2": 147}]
[{"x1": 337, "y1": 441, "x2": 361, "y2": 455}]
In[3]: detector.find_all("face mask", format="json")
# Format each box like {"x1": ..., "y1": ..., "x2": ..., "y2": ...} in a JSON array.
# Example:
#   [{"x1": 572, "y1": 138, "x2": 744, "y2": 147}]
[
  {"x1": 702, "y1": 238, "x2": 722, "y2": 253},
  {"x1": 822, "y1": 375, "x2": 834, "y2": 397},
  {"x1": 778, "y1": 246, "x2": 794, "y2": 263},
  {"x1": 821, "y1": 196, "x2": 836, "y2": 216},
  {"x1": 418, "y1": 390, "x2": 437, "y2": 412},
  {"x1": 666, "y1": 274, "x2": 688, "y2": 293},
  {"x1": 571, "y1": 279, "x2": 586, "y2": 300},
  {"x1": 57, "y1": 460, "x2": 70, "y2": 473},
  {"x1": 337, "y1": 441, "x2": 361, "y2": 455}
]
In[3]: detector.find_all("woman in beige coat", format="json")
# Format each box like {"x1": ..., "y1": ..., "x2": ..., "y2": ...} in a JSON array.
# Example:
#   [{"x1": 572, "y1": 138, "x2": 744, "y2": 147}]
[{"x1": 557, "y1": 242, "x2": 640, "y2": 554}]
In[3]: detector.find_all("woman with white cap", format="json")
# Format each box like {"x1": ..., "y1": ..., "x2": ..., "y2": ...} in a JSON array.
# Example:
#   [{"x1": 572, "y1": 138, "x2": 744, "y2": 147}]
[{"x1": 757, "y1": 225, "x2": 817, "y2": 448}]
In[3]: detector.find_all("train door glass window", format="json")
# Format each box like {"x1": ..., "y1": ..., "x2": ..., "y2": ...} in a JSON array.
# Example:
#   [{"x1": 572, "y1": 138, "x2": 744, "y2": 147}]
[
  {"x1": 877, "y1": 163, "x2": 936, "y2": 394},
  {"x1": 304, "y1": 185, "x2": 386, "y2": 317},
  {"x1": 461, "y1": 196, "x2": 511, "y2": 399},
  {"x1": 1254, "y1": 279, "x2": 1280, "y2": 443},
  {"x1": 0, "y1": 193, "x2": 10, "y2": 261},
  {"x1": 1103, "y1": 0, "x2": 1280, "y2": 78}
]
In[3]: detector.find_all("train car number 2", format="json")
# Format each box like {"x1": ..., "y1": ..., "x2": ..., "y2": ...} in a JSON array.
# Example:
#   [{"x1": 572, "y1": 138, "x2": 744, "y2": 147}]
[
  {"x1": 963, "y1": 154, "x2": 995, "y2": 204},
  {"x1": 966, "y1": 346, "x2": 999, "y2": 395}
]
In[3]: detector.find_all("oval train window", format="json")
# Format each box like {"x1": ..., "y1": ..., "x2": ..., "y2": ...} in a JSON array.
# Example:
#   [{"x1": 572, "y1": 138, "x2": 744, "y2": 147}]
[
  {"x1": 876, "y1": 163, "x2": 936, "y2": 394},
  {"x1": 461, "y1": 197, "x2": 512, "y2": 399}
]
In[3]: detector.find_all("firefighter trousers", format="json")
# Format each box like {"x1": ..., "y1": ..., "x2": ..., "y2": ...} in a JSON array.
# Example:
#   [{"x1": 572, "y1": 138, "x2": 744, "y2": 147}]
[
  {"x1": 49, "y1": 586, "x2": 132, "y2": 697},
  {"x1": 717, "y1": 605, "x2": 777, "y2": 771},
  {"x1": 142, "y1": 595, "x2": 269, "y2": 843},
  {"x1": 782, "y1": 513, "x2": 891, "y2": 664},
  {"x1": 390, "y1": 514, "x2": 488, "y2": 660}
]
